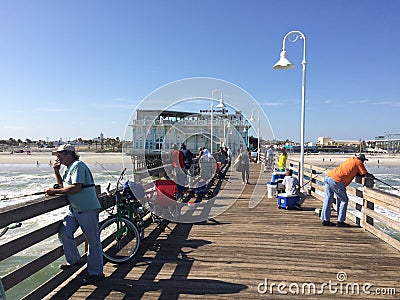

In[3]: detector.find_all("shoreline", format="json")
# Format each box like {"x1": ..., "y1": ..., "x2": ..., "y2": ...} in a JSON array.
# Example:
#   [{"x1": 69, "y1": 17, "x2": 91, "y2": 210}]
[
  {"x1": 289, "y1": 153, "x2": 400, "y2": 167},
  {"x1": 0, "y1": 152, "x2": 126, "y2": 165},
  {"x1": 1, "y1": 151, "x2": 399, "y2": 167}
]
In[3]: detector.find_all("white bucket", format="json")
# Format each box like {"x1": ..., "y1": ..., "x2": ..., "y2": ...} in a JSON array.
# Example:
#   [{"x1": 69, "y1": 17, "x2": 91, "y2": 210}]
[{"x1": 267, "y1": 184, "x2": 277, "y2": 198}]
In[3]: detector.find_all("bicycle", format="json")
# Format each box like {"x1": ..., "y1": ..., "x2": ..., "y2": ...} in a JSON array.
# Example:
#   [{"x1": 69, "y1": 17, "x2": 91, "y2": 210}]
[
  {"x1": 0, "y1": 223, "x2": 22, "y2": 300},
  {"x1": 99, "y1": 169, "x2": 147, "y2": 263}
]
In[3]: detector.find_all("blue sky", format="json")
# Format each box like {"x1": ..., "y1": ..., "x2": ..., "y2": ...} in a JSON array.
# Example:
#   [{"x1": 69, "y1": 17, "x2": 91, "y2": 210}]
[{"x1": 1, "y1": 0, "x2": 399, "y2": 143}]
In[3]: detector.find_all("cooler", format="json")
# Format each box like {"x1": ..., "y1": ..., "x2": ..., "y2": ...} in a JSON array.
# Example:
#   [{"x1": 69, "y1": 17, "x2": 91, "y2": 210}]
[
  {"x1": 271, "y1": 171, "x2": 286, "y2": 183},
  {"x1": 277, "y1": 193, "x2": 300, "y2": 209},
  {"x1": 195, "y1": 180, "x2": 207, "y2": 197}
]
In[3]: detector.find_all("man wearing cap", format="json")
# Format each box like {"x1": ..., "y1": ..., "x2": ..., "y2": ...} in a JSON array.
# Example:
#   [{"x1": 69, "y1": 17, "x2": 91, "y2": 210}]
[
  {"x1": 321, "y1": 154, "x2": 374, "y2": 227},
  {"x1": 45, "y1": 144, "x2": 104, "y2": 284}
]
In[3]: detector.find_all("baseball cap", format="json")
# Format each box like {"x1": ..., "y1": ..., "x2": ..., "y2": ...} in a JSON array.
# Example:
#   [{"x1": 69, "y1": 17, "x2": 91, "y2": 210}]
[
  {"x1": 357, "y1": 154, "x2": 368, "y2": 161},
  {"x1": 52, "y1": 144, "x2": 76, "y2": 155}
]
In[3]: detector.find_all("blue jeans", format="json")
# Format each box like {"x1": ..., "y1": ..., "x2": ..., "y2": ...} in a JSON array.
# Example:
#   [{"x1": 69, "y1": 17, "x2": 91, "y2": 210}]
[
  {"x1": 59, "y1": 208, "x2": 103, "y2": 275},
  {"x1": 321, "y1": 176, "x2": 349, "y2": 222}
]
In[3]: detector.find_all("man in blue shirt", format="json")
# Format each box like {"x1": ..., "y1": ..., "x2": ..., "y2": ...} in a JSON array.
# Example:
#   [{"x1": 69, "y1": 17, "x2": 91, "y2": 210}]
[{"x1": 46, "y1": 144, "x2": 104, "y2": 285}]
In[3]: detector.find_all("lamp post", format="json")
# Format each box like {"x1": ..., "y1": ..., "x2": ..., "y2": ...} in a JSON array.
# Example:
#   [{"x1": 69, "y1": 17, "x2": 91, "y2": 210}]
[
  {"x1": 243, "y1": 122, "x2": 250, "y2": 148},
  {"x1": 210, "y1": 90, "x2": 225, "y2": 154},
  {"x1": 273, "y1": 30, "x2": 307, "y2": 187},
  {"x1": 225, "y1": 121, "x2": 231, "y2": 147},
  {"x1": 249, "y1": 109, "x2": 260, "y2": 163}
]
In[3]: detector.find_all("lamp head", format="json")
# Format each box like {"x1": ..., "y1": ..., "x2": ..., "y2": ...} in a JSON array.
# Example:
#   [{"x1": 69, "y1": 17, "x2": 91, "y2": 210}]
[
  {"x1": 216, "y1": 99, "x2": 226, "y2": 109},
  {"x1": 273, "y1": 50, "x2": 295, "y2": 70},
  {"x1": 249, "y1": 115, "x2": 255, "y2": 121}
]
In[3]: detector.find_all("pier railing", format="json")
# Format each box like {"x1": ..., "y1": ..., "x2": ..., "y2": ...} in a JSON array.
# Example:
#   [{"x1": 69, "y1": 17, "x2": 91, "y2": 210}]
[
  {"x1": 0, "y1": 156, "x2": 219, "y2": 299},
  {"x1": 0, "y1": 186, "x2": 105, "y2": 299},
  {"x1": 0, "y1": 164, "x2": 172, "y2": 299},
  {"x1": 287, "y1": 158, "x2": 400, "y2": 251}
]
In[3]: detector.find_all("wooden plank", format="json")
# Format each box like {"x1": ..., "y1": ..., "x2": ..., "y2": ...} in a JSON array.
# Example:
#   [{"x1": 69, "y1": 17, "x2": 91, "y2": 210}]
[
  {"x1": 0, "y1": 221, "x2": 61, "y2": 260},
  {"x1": 362, "y1": 207, "x2": 400, "y2": 232},
  {"x1": 0, "y1": 185, "x2": 101, "y2": 228},
  {"x1": 363, "y1": 223, "x2": 400, "y2": 252},
  {"x1": 3, "y1": 233, "x2": 86, "y2": 291},
  {"x1": 364, "y1": 187, "x2": 400, "y2": 213},
  {"x1": 0, "y1": 195, "x2": 68, "y2": 228}
]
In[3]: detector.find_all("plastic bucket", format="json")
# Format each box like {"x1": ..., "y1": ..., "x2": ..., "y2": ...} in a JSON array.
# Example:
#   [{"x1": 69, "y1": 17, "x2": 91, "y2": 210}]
[{"x1": 267, "y1": 184, "x2": 277, "y2": 198}]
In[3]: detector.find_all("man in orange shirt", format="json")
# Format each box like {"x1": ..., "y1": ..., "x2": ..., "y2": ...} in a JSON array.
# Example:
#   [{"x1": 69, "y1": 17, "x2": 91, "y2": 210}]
[{"x1": 321, "y1": 154, "x2": 374, "y2": 227}]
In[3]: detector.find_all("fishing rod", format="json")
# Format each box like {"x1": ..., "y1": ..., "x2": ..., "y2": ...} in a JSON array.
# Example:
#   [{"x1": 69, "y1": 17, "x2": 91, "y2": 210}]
[
  {"x1": 300, "y1": 162, "x2": 336, "y2": 189},
  {"x1": 1, "y1": 191, "x2": 46, "y2": 201},
  {"x1": 95, "y1": 161, "x2": 118, "y2": 181},
  {"x1": 1, "y1": 183, "x2": 63, "y2": 201},
  {"x1": 373, "y1": 177, "x2": 400, "y2": 191}
]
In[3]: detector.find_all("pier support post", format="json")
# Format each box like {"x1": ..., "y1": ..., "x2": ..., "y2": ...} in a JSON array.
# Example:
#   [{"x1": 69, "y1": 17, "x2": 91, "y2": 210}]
[{"x1": 362, "y1": 176, "x2": 375, "y2": 227}]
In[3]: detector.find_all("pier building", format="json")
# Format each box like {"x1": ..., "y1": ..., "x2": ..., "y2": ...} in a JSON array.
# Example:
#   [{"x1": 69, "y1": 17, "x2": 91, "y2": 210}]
[
  {"x1": 368, "y1": 133, "x2": 400, "y2": 153},
  {"x1": 128, "y1": 109, "x2": 252, "y2": 154}
]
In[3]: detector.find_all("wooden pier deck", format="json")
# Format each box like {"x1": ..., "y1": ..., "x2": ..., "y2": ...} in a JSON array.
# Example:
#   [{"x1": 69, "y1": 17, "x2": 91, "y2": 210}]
[{"x1": 44, "y1": 163, "x2": 400, "y2": 299}]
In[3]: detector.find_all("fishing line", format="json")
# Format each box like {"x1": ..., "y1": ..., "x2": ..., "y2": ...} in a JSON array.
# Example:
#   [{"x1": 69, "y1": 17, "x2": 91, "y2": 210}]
[
  {"x1": 300, "y1": 162, "x2": 336, "y2": 189},
  {"x1": 373, "y1": 177, "x2": 400, "y2": 191},
  {"x1": 95, "y1": 161, "x2": 118, "y2": 181}
]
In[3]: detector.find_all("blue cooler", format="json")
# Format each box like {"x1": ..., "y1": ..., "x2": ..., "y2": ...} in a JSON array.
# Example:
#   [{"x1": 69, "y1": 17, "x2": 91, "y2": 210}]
[
  {"x1": 271, "y1": 171, "x2": 286, "y2": 183},
  {"x1": 277, "y1": 193, "x2": 300, "y2": 209},
  {"x1": 195, "y1": 180, "x2": 207, "y2": 197}
]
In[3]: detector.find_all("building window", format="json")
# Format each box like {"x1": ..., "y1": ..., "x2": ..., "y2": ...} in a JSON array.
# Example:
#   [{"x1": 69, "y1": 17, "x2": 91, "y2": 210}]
[
  {"x1": 145, "y1": 139, "x2": 153, "y2": 149},
  {"x1": 156, "y1": 137, "x2": 163, "y2": 150}
]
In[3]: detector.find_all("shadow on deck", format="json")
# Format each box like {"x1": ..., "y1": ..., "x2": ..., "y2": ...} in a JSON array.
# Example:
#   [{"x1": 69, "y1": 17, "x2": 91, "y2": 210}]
[{"x1": 45, "y1": 163, "x2": 400, "y2": 299}]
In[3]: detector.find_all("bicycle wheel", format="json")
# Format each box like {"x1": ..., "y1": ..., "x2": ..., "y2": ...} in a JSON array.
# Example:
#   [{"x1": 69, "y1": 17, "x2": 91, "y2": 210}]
[{"x1": 99, "y1": 216, "x2": 140, "y2": 263}]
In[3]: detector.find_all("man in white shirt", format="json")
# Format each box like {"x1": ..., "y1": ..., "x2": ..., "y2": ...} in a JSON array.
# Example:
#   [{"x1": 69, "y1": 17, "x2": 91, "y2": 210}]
[{"x1": 281, "y1": 169, "x2": 306, "y2": 210}]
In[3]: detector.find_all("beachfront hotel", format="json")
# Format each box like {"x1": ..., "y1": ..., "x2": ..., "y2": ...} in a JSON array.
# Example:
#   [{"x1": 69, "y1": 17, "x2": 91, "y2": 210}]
[{"x1": 128, "y1": 109, "x2": 251, "y2": 154}]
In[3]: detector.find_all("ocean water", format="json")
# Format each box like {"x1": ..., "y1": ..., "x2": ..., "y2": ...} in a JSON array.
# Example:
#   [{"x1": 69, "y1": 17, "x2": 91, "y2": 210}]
[
  {"x1": 1, "y1": 162, "x2": 400, "y2": 299},
  {"x1": 0, "y1": 162, "x2": 124, "y2": 299}
]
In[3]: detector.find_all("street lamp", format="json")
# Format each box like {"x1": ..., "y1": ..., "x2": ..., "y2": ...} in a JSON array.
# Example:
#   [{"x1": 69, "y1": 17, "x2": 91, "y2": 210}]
[
  {"x1": 211, "y1": 90, "x2": 225, "y2": 154},
  {"x1": 273, "y1": 30, "x2": 307, "y2": 187},
  {"x1": 249, "y1": 109, "x2": 260, "y2": 163},
  {"x1": 225, "y1": 121, "x2": 231, "y2": 147},
  {"x1": 243, "y1": 121, "x2": 250, "y2": 148}
]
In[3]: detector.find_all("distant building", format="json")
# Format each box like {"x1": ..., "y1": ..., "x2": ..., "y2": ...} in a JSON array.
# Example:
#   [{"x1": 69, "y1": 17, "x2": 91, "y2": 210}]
[
  {"x1": 318, "y1": 134, "x2": 400, "y2": 153},
  {"x1": 128, "y1": 109, "x2": 251, "y2": 154},
  {"x1": 366, "y1": 133, "x2": 400, "y2": 153},
  {"x1": 317, "y1": 137, "x2": 333, "y2": 146},
  {"x1": 317, "y1": 136, "x2": 359, "y2": 152}
]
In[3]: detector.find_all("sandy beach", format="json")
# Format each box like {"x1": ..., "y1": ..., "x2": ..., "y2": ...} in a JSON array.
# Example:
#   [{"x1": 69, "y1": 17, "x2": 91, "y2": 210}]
[
  {"x1": 289, "y1": 153, "x2": 400, "y2": 167},
  {"x1": 0, "y1": 151, "x2": 127, "y2": 165},
  {"x1": 1, "y1": 151, "x2": 399, "y2": 167}
]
